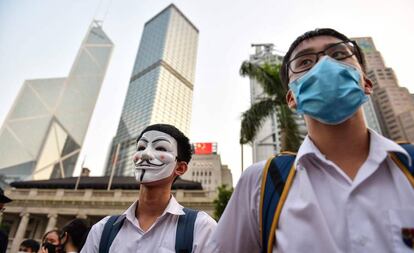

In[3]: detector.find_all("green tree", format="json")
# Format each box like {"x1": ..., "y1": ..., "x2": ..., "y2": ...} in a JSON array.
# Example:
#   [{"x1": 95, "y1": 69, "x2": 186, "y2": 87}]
[
  {"x1": 213, "y1": 184, "x2": 234, "y2": 221},
  {"x1": 239, "y1": 62, "x2": 301, "y2": 152}
]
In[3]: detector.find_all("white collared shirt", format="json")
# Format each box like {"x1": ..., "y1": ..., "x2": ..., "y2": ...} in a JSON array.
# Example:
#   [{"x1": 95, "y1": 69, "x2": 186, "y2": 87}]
[
  {"x1": 81, "y1": 196, "x2": 216, "y2": 253},
  {"x1": 209, "y1": 129, "x2": 414, "y2": 253}
]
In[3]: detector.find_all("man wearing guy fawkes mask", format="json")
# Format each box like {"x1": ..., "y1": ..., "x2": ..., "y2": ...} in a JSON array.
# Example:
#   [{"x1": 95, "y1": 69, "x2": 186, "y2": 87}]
[
  {"x1": 82, "y1": 124, "x2": 216, "y2": 253},
  {"x1": 209, "y1": 28, "x2": 414, "y2": 253},
  {"x1": 133, "y1": 125, "x2": 183, "y2": 184}
]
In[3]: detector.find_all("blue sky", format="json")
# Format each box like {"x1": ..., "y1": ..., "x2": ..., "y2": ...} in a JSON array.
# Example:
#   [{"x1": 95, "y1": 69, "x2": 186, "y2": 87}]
[{"x1": 1, "y1": 0, "x2": 413, "y2": 183}]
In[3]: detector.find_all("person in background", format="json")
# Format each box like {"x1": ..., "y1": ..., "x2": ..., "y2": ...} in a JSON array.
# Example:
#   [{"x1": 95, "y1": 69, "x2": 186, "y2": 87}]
[
  {"x1": 18, "y1": 239, "x2": 40, "y2": 253},
  {"x1": 60, "y1": 218, "x2": 90, "y2": 253},
  {"x1": 39, "y1": 229, "x2": 63, "y2": 253},
  {"x1": 0, "y1": 187, "x2": 12, "y2": 253}
]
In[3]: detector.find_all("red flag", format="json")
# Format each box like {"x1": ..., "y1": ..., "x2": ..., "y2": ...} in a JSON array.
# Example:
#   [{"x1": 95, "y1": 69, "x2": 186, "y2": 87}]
[{"x1": 194, "y1": 143, "x2": 213, "y2": 154}]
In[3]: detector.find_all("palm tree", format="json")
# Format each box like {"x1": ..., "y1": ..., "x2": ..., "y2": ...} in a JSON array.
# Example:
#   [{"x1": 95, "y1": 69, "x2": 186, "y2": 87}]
[{"x1": 239, "y1": 62, "x2": 301, "y2": 152}]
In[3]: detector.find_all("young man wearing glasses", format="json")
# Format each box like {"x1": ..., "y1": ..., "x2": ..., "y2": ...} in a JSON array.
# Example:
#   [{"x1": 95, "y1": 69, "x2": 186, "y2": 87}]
[{"x1": 209, "y1": 28, "x2": 414, "y2": 253}]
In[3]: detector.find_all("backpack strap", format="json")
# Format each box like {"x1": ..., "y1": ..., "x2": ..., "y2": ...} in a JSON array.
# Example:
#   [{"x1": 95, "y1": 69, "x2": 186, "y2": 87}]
[
  {"x1": 390, "y1": 142, "x2": 414, "y2": 187},
  {"x1": 99, "y1": 215, "x2": 126, "y2": 253},
  {"x1": 260, "y1": 153, "x2": 296, "y2": 253},
  {"x1": 258, "y1": 142, "x2": 414, "y2": 253},
  {"x1": 175, "y1": 207, "x2": 198, "y2": 253}
]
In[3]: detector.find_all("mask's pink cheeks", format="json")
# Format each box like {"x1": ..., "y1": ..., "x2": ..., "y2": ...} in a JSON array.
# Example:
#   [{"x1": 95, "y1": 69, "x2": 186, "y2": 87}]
[
  {"x1": 133, "y1": 153, "x2": 140, "y2": 163},
  {"x1": 159, "y1": 154, "x2": 173, "y2": 163}
]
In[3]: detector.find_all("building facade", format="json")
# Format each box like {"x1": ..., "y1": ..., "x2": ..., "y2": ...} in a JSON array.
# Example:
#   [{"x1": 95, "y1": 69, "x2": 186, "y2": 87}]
[
  {"x1": 354, "y1": 37, "x2": 414, "y2": 141},
  {"x1": 105, "y1": 4, "x2": 199, "y2": 177},
  {"x1": 0, "y1": 21, "x2": 113, "y2": 182},
  {"x1": 249, "y1": 44, "x2": 307, "y2": 163},
  {"x1": 181, "y1": 153, "x2": 233, "y2": 192},
  {"x1": 1, "y1": 177, "x2": 213, "y2": 253}
]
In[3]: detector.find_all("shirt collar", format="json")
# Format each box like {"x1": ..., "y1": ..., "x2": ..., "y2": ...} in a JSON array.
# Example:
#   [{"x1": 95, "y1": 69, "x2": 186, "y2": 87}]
[
  {"x1": 161, "y1": 195, "x2": 186, "y2": 216},
  {"x1": 114, "y1": 195, "x2": 185, "y2": 225},
  {"x1": 294, "y1": 128, "x2": 411, "y2": 168},
  {"x1": 368, "y1": 128, "x2": 411, "y2": 166},
  {"x1": 294, "y1": 135, "x2": 325, "y2": 168}
]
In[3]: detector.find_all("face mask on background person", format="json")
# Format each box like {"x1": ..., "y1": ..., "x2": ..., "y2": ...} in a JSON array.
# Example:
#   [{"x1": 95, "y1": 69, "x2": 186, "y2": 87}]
[
  {"x1": 42, "y1": 242, "x2": 58, "y2": 253},
  {"x1": 289, "y1": 56, "x2": 368, "y2": 124}
]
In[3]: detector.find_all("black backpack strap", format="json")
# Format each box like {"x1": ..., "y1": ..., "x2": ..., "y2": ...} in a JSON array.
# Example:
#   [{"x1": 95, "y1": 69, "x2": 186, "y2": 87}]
[
  {"x1": 175, "y1": 207, "x2": 198, "y2": 253},
  {"x1": 99, "y1": 215, "x2": 125, "y2": 253}
]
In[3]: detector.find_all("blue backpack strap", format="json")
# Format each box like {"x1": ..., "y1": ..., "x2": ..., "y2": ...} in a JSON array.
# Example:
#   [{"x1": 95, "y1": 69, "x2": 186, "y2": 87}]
[
  {"x1": 391, "y1": 142, "x2": 414, "y2": 187},
  {"x1": 99, "y1": 215, "x2": 125, "y2": 253},
  {"x1": 260, "y1": 153, "x2": 296, "y2": 253},
  {"x1": 175, "y1": 207, "x2": 198, "y2": 253}
]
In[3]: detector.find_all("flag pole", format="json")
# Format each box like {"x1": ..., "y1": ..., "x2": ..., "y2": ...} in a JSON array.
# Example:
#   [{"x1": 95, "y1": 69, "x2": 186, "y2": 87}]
[
  {"x1": 75, "y1": 155, "x2": 86, "y2": 190},
  {"x1": 107, "y1": 143, "x2": 120, "y2": 191}
]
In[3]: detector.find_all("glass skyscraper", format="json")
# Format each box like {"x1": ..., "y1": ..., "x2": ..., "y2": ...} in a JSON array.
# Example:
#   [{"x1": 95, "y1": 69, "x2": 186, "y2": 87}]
[
  {"x1": 105, "y1": 4, "x2": 199, "y2": 176},
  {"x1": 0, "y1": 21, "x2": 113, "y2": 182}
]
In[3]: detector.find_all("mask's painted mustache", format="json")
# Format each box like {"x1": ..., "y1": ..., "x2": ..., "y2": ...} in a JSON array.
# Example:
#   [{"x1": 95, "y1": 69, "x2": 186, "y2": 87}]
[{"x1": 135, "y1": 160, "x2": 164, "y2": 167}]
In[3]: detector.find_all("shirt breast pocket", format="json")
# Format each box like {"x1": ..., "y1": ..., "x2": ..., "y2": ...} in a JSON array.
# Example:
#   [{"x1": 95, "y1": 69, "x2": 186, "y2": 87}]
[{"x1": 388, "y1": 209, "x2": 414, "y2": 252}]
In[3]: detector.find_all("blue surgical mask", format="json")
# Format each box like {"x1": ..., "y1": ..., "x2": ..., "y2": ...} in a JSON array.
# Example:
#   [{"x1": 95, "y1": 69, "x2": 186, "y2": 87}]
[{"x1": 289, "y1": 56, "x2": 368, "y2": 125}]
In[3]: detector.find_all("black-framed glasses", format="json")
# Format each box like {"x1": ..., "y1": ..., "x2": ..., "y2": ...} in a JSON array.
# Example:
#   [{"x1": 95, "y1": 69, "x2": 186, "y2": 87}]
[{"x1": 288, "y1": 41, "x2": 358, "y2": 74}]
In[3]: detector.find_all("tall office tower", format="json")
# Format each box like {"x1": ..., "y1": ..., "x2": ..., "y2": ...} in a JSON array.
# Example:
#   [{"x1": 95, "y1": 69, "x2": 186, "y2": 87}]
[
  {"x1": 354, "y1": 37, "x2": 414, "y2": 141},
  {"x1": 0, "y1": 21, "x2": 113, "y2": 182},
  {"x1": 249, "y1": 44, "x2": 306, "y2": 163},
  {"x1": 105, "y1": 4, "x2": 198, "y2": 176}
]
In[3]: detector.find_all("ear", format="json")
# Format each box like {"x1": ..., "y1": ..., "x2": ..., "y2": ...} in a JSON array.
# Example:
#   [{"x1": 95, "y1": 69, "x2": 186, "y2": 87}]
[
  {"x1": 286, "y1": 90, "x2": 297, "y2": 109},
  {"x1": 61, "y1": 232, "x2": 68, "y2": 244},
  {"x1": 174, "y1": 161, "x2": 188, "y2": 176},
  {"x1": 362, "y1": 74, "x2": 373, "y2": 95}
]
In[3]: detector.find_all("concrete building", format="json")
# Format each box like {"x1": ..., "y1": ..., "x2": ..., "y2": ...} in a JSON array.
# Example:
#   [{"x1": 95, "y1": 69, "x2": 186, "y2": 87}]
[
  {"x1": 220, "y1": 165, "x2": 233, "y2": 188},
  {"x1": 182, "y1": 153, "x2": 233, "y2": 192},
  {"x1": 0, "y1": 21, "x2": 113, "y2": 182},
  {"x1": 1, "y1": 176, "x2": 213, "y2": 252},
  {"x1": 354, "y1": 37, "x2": 414, "y2": 141},
  {"x1": 249, "y1": 44, "x2": 306, "y2": 163},
  {"x1": 105, "y1": 4, "x2": 199, "y2": 177}
]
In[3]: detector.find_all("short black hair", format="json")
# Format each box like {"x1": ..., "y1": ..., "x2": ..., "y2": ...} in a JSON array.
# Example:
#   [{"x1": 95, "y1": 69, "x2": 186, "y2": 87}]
[
  {"x1": 62, "y1": 218, "x2": 90, "y2": 251},
  {"x1": 137, "y1": 124, "x2": 192, "y2": 163},
  {"x1": 280, "y1": 28, "x2": 366, "y2": 89},
  {"x1": 20, "y1": 239, "x2": 40, "y2": 252}
]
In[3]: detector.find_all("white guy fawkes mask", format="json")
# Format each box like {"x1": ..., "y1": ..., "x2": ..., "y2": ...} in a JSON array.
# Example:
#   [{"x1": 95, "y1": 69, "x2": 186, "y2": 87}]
[{"x1": 133, "y1": 130, "x2": 178, "y2": 183}]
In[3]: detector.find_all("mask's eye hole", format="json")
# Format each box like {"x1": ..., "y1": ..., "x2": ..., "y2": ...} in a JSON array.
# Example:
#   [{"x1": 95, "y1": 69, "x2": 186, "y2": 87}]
[
  {"x1": 155, "y1": 147, "x2": 167, "y2": 152},
  {"x1": 137, "y1": 145, "x2": 145, "y2": 151}
]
